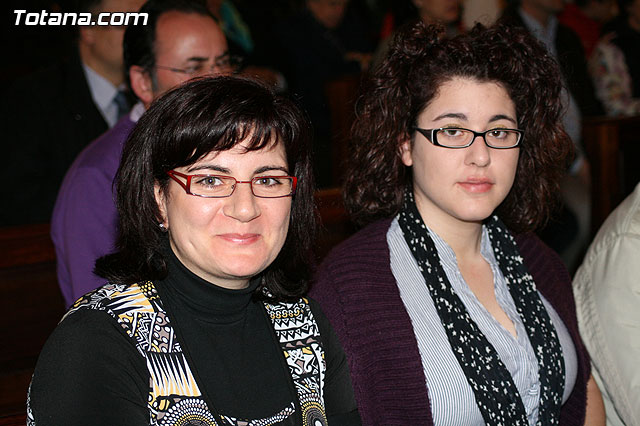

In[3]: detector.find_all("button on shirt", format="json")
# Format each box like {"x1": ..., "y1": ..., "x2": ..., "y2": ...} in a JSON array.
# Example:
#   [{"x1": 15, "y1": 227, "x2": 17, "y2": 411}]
[{"x1": 388, "y1": 218, "x2": 577, "y2": 425}]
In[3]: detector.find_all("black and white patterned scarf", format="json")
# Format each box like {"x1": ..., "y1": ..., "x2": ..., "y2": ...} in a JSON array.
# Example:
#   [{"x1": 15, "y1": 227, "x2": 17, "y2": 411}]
[{"x1": 398, "y1": 190, "x2": 565, "y2": 425}]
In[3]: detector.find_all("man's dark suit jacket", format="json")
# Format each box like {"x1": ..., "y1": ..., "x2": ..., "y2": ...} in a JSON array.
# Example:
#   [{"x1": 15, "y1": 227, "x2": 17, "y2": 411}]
[{"x1": 0, "y1": 49, "x2": 109, "y2": 225}]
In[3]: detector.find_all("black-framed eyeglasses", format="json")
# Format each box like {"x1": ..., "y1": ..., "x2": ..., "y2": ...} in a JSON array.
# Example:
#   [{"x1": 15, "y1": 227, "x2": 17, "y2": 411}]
[
  {"x1": 167, "y1": 170, "x2": 297, "y2": 198},
  {"x1": 413, "y1": 127, "x2": 523, "y2": 149},
  {"x1": 155, "y1": 52, "x2": 244, "y2": 76}
]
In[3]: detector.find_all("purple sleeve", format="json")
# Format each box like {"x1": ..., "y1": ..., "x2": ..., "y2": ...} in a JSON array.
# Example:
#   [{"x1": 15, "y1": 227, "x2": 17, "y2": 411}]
[
  {"x1": 51, "y1": 164, "x2": 117, "y2": 306},
  {"x1": 310, "y1": 219, "x2": 434, "y2": 425}
]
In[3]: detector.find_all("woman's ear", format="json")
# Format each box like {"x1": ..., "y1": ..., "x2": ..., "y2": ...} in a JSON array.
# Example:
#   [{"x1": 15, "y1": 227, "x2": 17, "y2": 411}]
[
  {"x1": 399, "y1": 138, "x2": 413, "y2": 167},
  {"x1": 154, "y1": 182, "x2": 169, "y2": 229}
]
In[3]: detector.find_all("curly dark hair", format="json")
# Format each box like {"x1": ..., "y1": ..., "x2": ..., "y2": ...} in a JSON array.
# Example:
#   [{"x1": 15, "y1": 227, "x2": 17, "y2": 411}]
[
  {"x1": 345, "y1": 20, "x2": 574, "y2": 233},
  {"x1": 95, "y1": 76, "x2": 316, "y2": 302}
]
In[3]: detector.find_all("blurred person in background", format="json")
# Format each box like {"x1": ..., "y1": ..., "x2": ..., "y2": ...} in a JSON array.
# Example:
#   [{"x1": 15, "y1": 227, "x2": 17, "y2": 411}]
[
  {"x1": 0, "y1": 0, "x2": 144, "y2": 225},
  {"x1": 276, "y1": 0, "x2": 374, "y2": 188},
  {"x1": 502, "y1": 0, "x2": 604, "y2": 272},
  {"x1": 51, "y1": 0, "x2": 231, "y2": 307},
  {"x1": 558, "y1": 0, "x2": 618, "y2": 57},
  {"x1": 589, "y1": 0, "x2": 640, "y2": 116},
  {"x1": 205, "y1": 0, "x2": 287, "y2": 90},
  {"x1": 371, "y1": 0, "x2": 462, "y2": 68}
]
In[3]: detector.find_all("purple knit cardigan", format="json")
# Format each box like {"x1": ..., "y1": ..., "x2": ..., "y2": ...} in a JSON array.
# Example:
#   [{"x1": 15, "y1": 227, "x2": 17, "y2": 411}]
[{"x1": 310, "y1": 218, "x2": 590, "y2": 426}]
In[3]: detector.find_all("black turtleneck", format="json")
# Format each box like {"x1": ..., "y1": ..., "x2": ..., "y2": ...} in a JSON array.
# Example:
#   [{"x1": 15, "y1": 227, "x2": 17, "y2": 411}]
[
  {"x1": 29, "y1": 247, "x2": 359, "y2": 425},
  {"x1": 155, "y1": 249, "x2": 294, "y2": 421}
]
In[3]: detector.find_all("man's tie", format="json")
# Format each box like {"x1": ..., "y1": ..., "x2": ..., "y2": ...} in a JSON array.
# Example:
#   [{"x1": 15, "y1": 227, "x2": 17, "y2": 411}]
[{"x1": 113, "y1": 90, "x2": 130, "y2": 120}]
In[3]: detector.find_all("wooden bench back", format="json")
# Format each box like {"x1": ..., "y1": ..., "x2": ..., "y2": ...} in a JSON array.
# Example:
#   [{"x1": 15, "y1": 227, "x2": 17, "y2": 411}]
[
  {"x1": 583, "y1": 114, "x2": 640, "y2": 233},
  {"x1": 0, "y1": 223, "x2": 64, "y2": 419}
]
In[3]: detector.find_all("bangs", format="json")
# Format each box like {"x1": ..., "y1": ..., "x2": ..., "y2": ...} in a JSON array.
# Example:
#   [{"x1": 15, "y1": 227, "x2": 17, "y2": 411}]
[
  {"x1": 184, "y1": 118, "x2": 284, "y2": 167},
  {"x1": 144, "y1": 77, "x2": 305, "y2": 176}
]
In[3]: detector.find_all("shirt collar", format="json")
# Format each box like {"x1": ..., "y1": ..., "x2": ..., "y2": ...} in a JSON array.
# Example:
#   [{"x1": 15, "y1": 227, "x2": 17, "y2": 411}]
[
  {"x1": 81, "y1": 62, "x2": 119, "y2": 112},
  {"x1": 129, "y1": 101, "x2": 145, "y2": 122},
  {"x1": 424, "y1": 223, "x2": 497, "y2": 272}
]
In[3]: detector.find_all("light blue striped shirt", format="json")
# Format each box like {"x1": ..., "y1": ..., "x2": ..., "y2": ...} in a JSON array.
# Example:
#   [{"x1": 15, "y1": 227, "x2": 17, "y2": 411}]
[{"x1": 388, "y1": 217, "x2": 577, "y2": 425}]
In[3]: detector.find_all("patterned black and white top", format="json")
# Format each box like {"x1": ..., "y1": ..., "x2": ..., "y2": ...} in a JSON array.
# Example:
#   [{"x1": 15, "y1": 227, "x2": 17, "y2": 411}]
[
  {"x1": 388, "y1": 217, "x2": 578, "y2": 425},
  {"x1": 26, "y1": 247, "x2": 359, "y2": 425}
]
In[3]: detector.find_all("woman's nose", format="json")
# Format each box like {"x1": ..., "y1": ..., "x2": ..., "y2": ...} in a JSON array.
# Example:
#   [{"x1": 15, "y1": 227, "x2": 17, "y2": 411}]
[
  {"x1": 465, "y1": 135, "x2": 491, "y2": 167},
  {"x1": 222, "y1": 182, "x2": 260, "y2": 222}
]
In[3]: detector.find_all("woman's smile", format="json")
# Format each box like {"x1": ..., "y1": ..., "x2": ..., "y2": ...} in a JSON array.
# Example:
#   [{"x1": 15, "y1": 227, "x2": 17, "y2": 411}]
[{"x1": 217, "y1": 233, "x2": 262, "y2": 244}]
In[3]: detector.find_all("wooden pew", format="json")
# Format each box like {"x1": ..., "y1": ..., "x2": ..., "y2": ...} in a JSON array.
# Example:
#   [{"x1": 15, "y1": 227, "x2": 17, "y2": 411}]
[
  {"x1": 325, "y1": 73, "x2": 363, "y2": 186},
  {"x1": 0, "y1": 414, "x2": 26, "y2": 426},
  {"x1": 583, "y1": 114, "x2": 640, "y2": 234},
  {"x1": 0, "y1": 224, "x2": 64, "y2": 419}
]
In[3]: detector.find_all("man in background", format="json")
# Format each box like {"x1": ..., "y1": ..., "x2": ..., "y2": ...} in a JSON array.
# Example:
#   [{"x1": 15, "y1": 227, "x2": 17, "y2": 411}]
[
  {"x1": 502, "y1": 0, "x2": 604, "y2": 272},
  {"x1": 51, "y1": 0, "x2": 230, "y2": 306},
  {"x1": 277, "y1": 0, "x2": 373, "y2": 187},
  {"x1": 0, "y1": 0, "x2": 144, "y2": 225}
]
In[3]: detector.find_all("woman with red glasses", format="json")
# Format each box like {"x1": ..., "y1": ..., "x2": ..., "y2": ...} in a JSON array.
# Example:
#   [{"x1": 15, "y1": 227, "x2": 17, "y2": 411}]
[
  {"x1": 28, "y1": 76, "x2": 360, "y2": 426},
  {"x1": 311, "y1": 21, "x2": 605, "y2": 425}
]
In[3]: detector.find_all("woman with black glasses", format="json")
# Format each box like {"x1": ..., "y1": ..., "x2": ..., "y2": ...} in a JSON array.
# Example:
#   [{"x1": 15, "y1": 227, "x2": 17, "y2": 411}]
[
  {"x1": 28, "y1": 76, "x2": 360, "y2": 426},
  {"x1": 311, "y1": 21, "x2": 605, "y2": 425}
]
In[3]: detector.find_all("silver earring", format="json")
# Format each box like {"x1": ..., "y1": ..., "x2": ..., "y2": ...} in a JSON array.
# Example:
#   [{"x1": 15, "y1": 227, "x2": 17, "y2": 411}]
[{"x1": 159, "y1": 223, "x2": 167, "y2": 232}]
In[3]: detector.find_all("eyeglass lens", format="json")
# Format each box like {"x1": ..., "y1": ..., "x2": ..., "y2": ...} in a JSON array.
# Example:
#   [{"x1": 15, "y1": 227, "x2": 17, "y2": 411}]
[
  {"x1": 435, "y1": 128, "x2": 520, "y2": 148},
  {"x1": 190, "y1": 175, "x2": 294, "y2": 198}
]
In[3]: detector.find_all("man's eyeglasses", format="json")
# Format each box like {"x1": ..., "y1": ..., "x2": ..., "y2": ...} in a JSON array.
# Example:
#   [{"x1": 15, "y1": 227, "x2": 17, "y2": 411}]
[
  {"x1": 155, "y1": 53, "x2": 243, "y2": 76},
  {"x1": 167, "y1": 170, "x2": 297, "y2": 198},
  {"x1": 413, "y1": 127, "x2": 523, "y2": 149}
]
